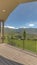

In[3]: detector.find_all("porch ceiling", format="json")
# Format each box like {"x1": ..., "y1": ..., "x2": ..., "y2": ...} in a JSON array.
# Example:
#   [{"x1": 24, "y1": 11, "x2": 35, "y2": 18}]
[{"x1": 0, "y1": 0, "x2": 37, "y2": 21}]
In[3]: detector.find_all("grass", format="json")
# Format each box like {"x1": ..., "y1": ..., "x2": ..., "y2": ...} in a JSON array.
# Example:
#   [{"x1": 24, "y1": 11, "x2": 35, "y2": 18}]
[
  {"x1": 4, "y1": 38, "x2": 37, "y2": 53},
  {"x1": 14, "y1": 39, "x2": 37, "y2": 53}
]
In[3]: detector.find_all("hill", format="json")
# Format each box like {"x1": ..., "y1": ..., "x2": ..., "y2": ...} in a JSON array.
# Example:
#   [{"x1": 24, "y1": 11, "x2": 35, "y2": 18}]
[{"x1": 4, "y1": 27, "x2": 37, "y2": 34}]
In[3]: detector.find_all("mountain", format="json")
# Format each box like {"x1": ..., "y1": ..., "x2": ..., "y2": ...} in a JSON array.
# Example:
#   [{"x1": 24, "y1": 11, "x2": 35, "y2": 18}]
[
  {"x1": 24, "y1": 28, "x2": 37, "y2": 34},
  {"x1": 4, "y1": 27, "x2": 37, "y2": 39},
  {"x1": 4, "y1": 27, "x2": 37, "y2": 34}
]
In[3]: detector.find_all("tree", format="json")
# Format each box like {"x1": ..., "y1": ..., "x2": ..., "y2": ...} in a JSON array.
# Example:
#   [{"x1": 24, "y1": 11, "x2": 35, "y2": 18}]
[
  {"x1": 23, "y1": 30, "x2": 26, "y2": 40},
  {"x1": 23, "y1": 30, "x2": 26, "y2": 50}
]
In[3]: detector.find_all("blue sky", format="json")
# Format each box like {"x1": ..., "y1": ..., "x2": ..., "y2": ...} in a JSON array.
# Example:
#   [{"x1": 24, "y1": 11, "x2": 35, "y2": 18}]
[{"x1": 5, "y1": 2, "x2": 37, "y2": 28}]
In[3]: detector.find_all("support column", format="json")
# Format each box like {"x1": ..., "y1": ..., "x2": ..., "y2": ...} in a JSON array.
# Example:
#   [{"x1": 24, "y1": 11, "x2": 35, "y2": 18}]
[{"x1": 1, "y1": 21, "x2": 4, "y2": 43}]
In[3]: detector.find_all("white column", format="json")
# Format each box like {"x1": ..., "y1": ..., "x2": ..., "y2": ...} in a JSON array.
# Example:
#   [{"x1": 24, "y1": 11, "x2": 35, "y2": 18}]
[{"x1": 1, "y1": 21, "x2": 4, "y2": 43}]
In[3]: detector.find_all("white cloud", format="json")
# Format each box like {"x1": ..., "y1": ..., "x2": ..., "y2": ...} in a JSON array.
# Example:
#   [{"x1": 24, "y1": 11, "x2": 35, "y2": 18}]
[
  {"x1": 29, "y1": 24, "x2": 34, "y2": 27},
  {"x1": 4, "y1": 26, "x2": 15, "y2": 29},
  {"x1": 19, "y1": 26, "x2": 27, "y2": 28},
  {"x1": 4, "y1": 26, "x2": 27, "y2": 29},
  {"x1": 15, "y1": 28, "x2": 19, "y2": 29}
]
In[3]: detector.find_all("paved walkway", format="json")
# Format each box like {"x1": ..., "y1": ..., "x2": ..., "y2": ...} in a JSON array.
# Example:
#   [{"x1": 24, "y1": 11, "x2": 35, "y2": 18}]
[{"x1": 0, "y1": 44, "x2": 37, "y2": 65}]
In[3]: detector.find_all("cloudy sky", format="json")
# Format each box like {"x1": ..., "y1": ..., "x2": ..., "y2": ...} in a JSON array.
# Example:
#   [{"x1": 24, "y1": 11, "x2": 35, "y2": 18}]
[{"x1": 5, "y1": 2, "x2": 37, "y2": 28}]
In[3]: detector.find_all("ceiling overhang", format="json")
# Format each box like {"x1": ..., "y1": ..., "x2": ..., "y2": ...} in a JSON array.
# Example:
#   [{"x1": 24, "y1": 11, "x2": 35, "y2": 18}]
[{"x1": 0, "y1": 0, "x2": 37, "y2": 21}]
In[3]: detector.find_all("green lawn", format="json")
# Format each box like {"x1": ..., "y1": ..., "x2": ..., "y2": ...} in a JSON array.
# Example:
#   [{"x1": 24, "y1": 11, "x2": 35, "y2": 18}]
[
  {"x1": 14, "y1": 39, "x2": 37, "y2": 53},
  {"x1": 4, "y1": 38, "x2": 37, "y2": 53}
]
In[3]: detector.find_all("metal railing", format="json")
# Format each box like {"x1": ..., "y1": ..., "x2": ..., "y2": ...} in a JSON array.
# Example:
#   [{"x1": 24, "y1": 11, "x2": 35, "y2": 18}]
[{"x1": 4, "y1": 37, "x2": 37, "y2": 55}]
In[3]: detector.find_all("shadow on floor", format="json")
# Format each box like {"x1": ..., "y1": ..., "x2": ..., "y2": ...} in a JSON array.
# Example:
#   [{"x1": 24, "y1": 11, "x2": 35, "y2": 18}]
[{"x1": 0, "y1": 55, "x2": 23, "y2": 65}]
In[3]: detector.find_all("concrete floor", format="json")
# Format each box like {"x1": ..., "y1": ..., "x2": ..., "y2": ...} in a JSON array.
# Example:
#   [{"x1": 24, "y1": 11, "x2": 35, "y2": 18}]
[
  {"x1": 0, "y1": 44, "x2": 37, "y2": 65},
  {"x1": 0, "y1": 55, "x2": 23, "y2": 65}
]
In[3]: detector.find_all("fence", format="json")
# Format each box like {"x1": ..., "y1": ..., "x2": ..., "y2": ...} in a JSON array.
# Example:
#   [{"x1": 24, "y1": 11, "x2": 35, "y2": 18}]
[{"x1": 4, "y1": 36, "x2": 37, "y2": 55}]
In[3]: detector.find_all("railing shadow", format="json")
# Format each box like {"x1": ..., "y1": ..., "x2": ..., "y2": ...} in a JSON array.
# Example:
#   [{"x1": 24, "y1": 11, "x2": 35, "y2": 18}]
[{"x1": 0, "y1": 55, "x2": 23, "y2": 65}]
